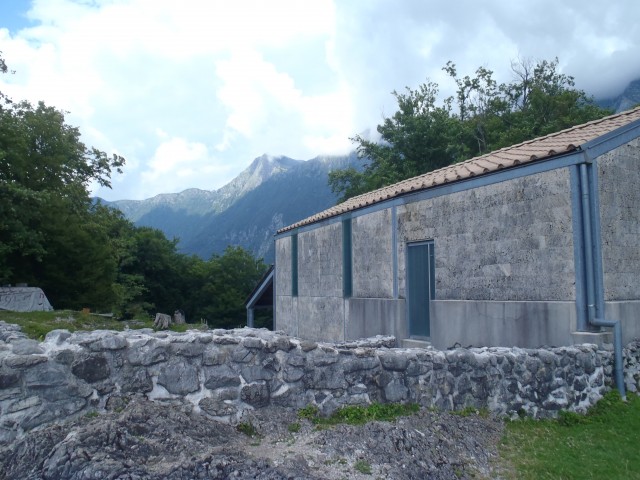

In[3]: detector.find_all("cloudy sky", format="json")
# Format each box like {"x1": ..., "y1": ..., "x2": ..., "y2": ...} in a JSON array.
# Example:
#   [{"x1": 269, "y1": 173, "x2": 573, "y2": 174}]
[{"x1": 1, "y1": 0, "x2": 639, "y2": 201}]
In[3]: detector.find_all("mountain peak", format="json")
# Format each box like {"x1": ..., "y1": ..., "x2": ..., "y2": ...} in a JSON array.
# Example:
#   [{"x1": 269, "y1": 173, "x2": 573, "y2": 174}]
[{"x1": 111, "y1": 152, "x2": 360, "y2": 261}]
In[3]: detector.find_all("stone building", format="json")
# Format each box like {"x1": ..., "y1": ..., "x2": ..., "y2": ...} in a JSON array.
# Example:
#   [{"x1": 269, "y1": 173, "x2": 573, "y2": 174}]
[{"x1": 266, "y1": 107, "x2": 640, "y2": 351}]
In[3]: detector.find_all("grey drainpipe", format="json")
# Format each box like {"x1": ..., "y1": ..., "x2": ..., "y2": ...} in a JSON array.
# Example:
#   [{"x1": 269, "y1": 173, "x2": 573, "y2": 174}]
[{"x1": 579, "y1": 161, "x2": 625, "y2": 399}]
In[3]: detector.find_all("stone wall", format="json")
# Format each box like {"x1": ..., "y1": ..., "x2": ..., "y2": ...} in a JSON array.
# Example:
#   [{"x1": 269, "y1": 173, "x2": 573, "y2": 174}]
[
  {"x1": 1, "y1": 322, "x2": 638, "y2": 446},
  {"x1": 598, "y1": 138, "x2": 640, "y2": 302},
  {"x1": 276, "y1": 222, "x2": 348, "y2": 342},
  {"x1": 352, "y1": 208, "x2": 394, "y2": 298},
  {"x1": 397, "y1": 167, "x2": 575, "y2": 302}
]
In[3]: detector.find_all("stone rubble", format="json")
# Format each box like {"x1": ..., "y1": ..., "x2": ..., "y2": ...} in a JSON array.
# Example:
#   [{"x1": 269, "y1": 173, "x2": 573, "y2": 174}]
[{"x1": 0, "y1": 397, "x2": 505, "y2": 479}]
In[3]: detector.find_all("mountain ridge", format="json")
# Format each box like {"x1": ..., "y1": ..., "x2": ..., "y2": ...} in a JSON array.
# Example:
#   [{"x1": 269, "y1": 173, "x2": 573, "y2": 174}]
[{"x1": 109, "y1": 152, "x2": 359, "y2": 262}]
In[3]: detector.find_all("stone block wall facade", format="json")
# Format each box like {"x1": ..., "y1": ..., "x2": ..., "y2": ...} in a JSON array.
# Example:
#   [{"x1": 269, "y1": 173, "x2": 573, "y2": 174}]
[
  {"x1": 275, "y1": 166, "x2": 580, "y2": 348},
  {"x1": 598, "y1": 138, "x2": 640, "y2": 343},
  {"x1": 274, "y1": 138, "x2": 640, "y2": 348},
  {"x1": 1, "y1": 322, "x2": 639, "y2": 446},
  {"x1": 352, "y1": 208, "x2": 394, "y2": 298},
  {"x1": 396, "y1": 168, "x2": 575, "y2": 302}
]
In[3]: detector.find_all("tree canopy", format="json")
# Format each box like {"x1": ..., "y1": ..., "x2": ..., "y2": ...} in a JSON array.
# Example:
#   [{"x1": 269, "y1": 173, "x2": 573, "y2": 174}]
[
  {"x1": 329, "y1": 58, "x2": 612, "y2": 202},
  {"x1": 0, "y1": 54, "x2": 268, "y2": 328}
]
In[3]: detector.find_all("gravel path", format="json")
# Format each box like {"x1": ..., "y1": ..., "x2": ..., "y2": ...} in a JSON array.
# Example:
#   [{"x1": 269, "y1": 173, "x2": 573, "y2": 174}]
[{"x1": 0, "y1": 398, "x2": 506, "y2": 479}]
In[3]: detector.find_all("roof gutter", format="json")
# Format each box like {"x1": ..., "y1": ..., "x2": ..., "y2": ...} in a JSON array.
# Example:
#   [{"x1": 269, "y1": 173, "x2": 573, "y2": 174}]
[{"x1": 578, "y1": 157, "x2": 625, "y2": 399}]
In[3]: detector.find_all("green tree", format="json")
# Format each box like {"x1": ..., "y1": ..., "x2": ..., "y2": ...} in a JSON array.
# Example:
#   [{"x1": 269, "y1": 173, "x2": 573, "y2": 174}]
[
  {"x1": 118, "y1": 227, "x2": 189, "y2": 315},
  {"x1": 330, "y1": 58, "x2": 611, "y2": 202},
  {"x1": 0, "y1": 54, "x2": 125, "y2": 308},
  {"x1": 185, "y1": 246, "x2": 267, "y2": 328},
  {"x1": 331, "y1": 82, "x2": 461, "y2": 202}
]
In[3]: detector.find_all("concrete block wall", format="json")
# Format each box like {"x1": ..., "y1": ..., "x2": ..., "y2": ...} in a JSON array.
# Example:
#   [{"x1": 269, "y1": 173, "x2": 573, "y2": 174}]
[
  {"x1": 274, "y1": 236, "x2": 297, "y2": 336},
  {"x1": 397, "y1": 168, "x2": 576, "y2": 302},
  {"x1": 598, "y1": 138, "x2": 640, "y2": 301},
  {"x1": 597, "y1": 139, "x2": 640, "y2": 344},
  {"x1": 298, "y1": 222, "x2": 342, "y2": 298},
  {"x1": 352, "y1": 208, "x2": 394, "y2": 298},
  {"x1": 275, "y1": 235, "x2": 292, "y2": 296},
  {"x1": 275, "y1": 222, "x2": 347, "y2": 342},
  {"x1": 430, "y1": 300, "x2": 577, "y2": 350}
]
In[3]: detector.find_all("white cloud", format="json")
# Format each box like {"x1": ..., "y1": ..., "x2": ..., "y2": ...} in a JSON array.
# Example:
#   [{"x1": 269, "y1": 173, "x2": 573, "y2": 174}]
[
  {"x1": 139, "y1": 137, "x2": 233, "y2": 196},
  {"x1": 1, "y1": 0, "x2": 639, "y2": 201}
]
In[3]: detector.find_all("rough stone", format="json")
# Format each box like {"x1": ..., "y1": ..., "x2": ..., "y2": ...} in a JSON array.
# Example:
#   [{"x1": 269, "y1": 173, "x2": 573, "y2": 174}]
[
  {"x1": 0, "y1": 373, "x2": 20, "y2": 389},
  {"x1": 10, "y1": 339, "x2": 44, "y2": 355},
  {"x1": 169, "y1": 341, "x2": 205, "y2": 357},
  {"x1": 4, "y1": 355, "x2": 48, "y2": 369},
  {"x1": 0, "y1": 321, "x2": 638, "y2": 448},
  {"x1": 157, "y1": 359, "x2": 199, "y2": 395},
  {"x1": 71, "y1": 354, "x2": 110, "y2": 383},
  {"x1": 204, "y1": 365, "x2": 241, "y2": 389},
  {"x1": 240, "y1": 382, "x2": 270, "y2": 407},
  {"x1": 88, "y1": 334, "x2": 128, "y2": 351}
]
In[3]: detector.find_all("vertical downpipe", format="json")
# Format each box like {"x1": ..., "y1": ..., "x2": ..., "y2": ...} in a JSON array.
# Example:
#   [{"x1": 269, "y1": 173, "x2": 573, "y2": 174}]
[
  {"x1": 392, "y1": 205, "x2": 398, "y2": 299},
  {"x1": 579, "y1": 164, "x2": 597, "y2": 323},
  {"x1": 580, "y1": 162, "x2": 626, "y2": 399},
  {"x1": 570, "y1": 165, "x2": 588, "y2": 332}
]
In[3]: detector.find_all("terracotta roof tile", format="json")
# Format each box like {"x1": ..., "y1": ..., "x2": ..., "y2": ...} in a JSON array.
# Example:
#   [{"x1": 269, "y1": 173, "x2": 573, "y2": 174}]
[{"x1": 278, "y1": 107, "x2": 640, "y2": 233}]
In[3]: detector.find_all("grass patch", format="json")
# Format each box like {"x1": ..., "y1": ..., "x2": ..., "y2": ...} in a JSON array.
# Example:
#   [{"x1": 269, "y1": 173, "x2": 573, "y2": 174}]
[
  {"x1": 298, "y1": 402, "x2": 419, "y2": 427},
  {"x1": 236, "y1": 421, "x2": 259, "y2": 438},
  {"x1": 0, "y1": 310, "x2": 203, "y2": 340},
  {"x1": 500, "y1": 391, "x2": 640, "y2": 479},
  {"x1": 354, "y1": 459, "x2": 372, "y2": 475},
  {"x1": 287, "y1": 422, "x2": 301, "y2": 433}
]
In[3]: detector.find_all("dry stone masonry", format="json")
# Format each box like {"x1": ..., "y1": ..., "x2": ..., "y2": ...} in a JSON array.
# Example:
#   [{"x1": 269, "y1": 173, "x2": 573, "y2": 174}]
[{"x1": 0, "y1": 321, "x2": 638, "y2": 445}]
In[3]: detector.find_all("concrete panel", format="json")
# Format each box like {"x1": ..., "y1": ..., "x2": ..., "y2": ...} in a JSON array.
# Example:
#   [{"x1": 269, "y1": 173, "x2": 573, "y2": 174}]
[
  {"x1": 345, "y1": 298, "x2": 406, "y2": 341},
  {"x1": 275, "y1": 295, "x2": 297, "y2": 337},
  {"x1": 605, "y1": 301, "x2": 640, "y2": 344},
  {"x1": 430, "y1": 300, "x2": 577, "y2": 349},
  {"x1": 597, "y1": 138, "x2": 640, "y2": 301},
  {"x1": 298, "y1": 223, "x2": 342, "y2": 298},
  {"x1": 297, "y1": 296, "x2": 345, "y2": 342},
  {"x1": 352, "y1": 209, "x2": 394, "y2": 298},
  {"x1": 275, "y1": 237, "x2": 291, "y2": 296},
  {"x1": 397, "y1": 168, "x2": 575, "y2": 302}
]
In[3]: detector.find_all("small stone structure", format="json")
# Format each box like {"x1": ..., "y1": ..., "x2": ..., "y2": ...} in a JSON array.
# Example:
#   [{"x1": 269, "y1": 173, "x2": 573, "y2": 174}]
[{"x1": 0, "y1": 321, "x2": 638, "y2": 445}]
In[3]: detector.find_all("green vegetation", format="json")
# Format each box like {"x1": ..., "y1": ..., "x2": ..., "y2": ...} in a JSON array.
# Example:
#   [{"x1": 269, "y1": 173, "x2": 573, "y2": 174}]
[
  {"x1": 353, "y1": 459, "x2": 372, "y2": 475},
  {"x1": 287, "y1": 422, "x2": 301, "y2": 433},
  {"x1": 0, "y1": 309, "x2": 161, "y2": 340},
  {"x1": 236, "y1": 421, "x2": 259, "y2": 438},
  {"x1": 0, "y1": 53, "x2": 268, "y2": 329},
  {"x1": 298, "y1": 402, "x2": 419, "y2": 427},
  {"x1": 329, "y1": 58, "x2": 612, "y2": 202},
  {"x1": 500, "y1": 391, "x2": 640, "y2": 479}
]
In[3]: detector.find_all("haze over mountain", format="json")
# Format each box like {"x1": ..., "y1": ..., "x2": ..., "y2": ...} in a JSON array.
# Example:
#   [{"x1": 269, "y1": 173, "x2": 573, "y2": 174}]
[
  {"x1": 109, "y1": 153, "x2": 359, "y2": 262},
  {"x1": 598, "y1": 78, "x2": 640, "y2": 113}
]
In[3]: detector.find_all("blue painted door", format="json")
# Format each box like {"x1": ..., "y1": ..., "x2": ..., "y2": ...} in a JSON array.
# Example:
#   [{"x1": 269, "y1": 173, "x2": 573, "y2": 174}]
[{"x1": 407, "y1": 241, "x2": 434, "y2": 337}]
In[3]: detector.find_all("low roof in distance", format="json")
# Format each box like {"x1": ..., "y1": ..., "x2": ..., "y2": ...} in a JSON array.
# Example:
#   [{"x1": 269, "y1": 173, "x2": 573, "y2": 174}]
[{"x1": 278, "y1": 106, "x2": 640, "y2": 234}]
